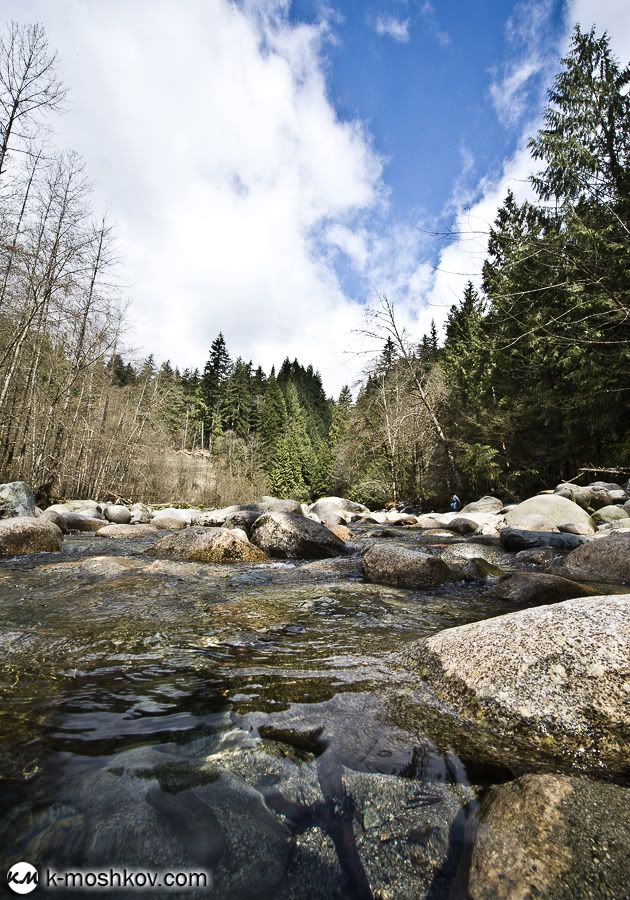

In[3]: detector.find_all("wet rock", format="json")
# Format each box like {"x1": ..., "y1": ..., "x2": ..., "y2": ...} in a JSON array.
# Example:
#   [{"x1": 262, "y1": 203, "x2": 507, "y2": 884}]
[
  {"x1": 514, "y1": 548, "x2": 561, "y2": 568},
  {"x1": 251, "y1": 512, "x2": 347, "y2": 559},
  {"x1": 96, "y1": 524, "x2": 159, "y2": 539},
  {"x1": 327, "y1": 523, "x2": 352, "y2": 542},
  {"x1": 592, "y1": 504, "x2": 629, "y2": 524},
  {"x1": 561, "y1": 532, "x2": 630, "y2": 584},
  {"x1": 500, "y1": 527, "x2": 588, "y2": 552},
  {"x1": 494, "y1": 572, "x2": 598, "y2": 605},
  {"x1": 146, "y1": 527, "x2": 268, "y2": 563},
  {"x1": 104, "y1": 504, "x2": 131, "y2": 524},
  {"x1": 129, "y1": 503, "x2": 152, "y2": 524},
  {"x1": 461, "y1": 496, "x2": 503, "y2": 514},
  {"x1": 0, "y1": 516, "x2": 62, "y2": 556},
  {"x1": 398, "y1": 595, "x2": 630, "y2": 775},
  {"x1": 0, "y1": 481, "x2": 36, "y2": 518},
  {"x1": 299, "y1": 557, "x2": 364, "y2": 578},
  {"x1": 469, "y1": 774, "x2": 630, "y2": 900},
  {"x1": 506, "y1": 495, "x2": 594, "y2": 534},
  {"x1": 39, "y1": 508, "x2": 68, "y2": 533},
  {"x1": 151, "y1": 508, "x2": 190, "y2": 529},
  {"x1": 363, "y1": 543, "x2": 449, "y2": 589}
]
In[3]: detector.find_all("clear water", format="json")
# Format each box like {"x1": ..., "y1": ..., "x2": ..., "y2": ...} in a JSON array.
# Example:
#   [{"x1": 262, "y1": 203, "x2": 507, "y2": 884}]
[{"x1": 0, "y1": 532, "x2": 512, "y2": 899}]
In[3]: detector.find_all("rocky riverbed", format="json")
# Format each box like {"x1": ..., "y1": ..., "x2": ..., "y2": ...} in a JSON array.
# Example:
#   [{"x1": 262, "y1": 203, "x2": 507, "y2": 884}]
[{"x1": 0, "y1": 481, "x2": 628, "y2": 898}]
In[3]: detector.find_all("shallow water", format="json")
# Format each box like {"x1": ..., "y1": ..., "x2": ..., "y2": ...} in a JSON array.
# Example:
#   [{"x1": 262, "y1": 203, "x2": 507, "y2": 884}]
[{"x1": 0, "y1": 532, "x2": 512, "y2": 898}]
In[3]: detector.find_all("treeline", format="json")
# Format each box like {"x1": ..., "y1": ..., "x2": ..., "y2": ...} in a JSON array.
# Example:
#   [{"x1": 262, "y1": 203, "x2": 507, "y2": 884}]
[{"x1": 333, "y1": 27, "x2": 630, "y2": 506}]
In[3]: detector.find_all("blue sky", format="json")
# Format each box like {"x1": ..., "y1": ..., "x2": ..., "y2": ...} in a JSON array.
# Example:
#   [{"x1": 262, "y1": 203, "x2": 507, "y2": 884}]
[{"x1": 2, "y1": 0, "x2": 628, "y2": 393}]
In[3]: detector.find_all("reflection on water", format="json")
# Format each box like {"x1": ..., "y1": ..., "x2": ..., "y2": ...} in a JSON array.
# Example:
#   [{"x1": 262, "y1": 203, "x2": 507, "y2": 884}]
[{"x1": 0, "y1": 534, "x2": 509, "y2": 898}]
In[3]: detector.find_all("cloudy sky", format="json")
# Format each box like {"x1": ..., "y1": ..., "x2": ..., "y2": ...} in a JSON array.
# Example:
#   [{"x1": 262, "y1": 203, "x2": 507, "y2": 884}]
[{"x1": 2, "y1": 0, "x2": 629, "y2": 393}]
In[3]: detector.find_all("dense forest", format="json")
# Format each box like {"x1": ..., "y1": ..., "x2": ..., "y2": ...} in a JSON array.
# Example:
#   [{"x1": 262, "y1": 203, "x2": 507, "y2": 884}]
[{"x1": 0, "y1": 23, "x2": 627, "y2": 507}]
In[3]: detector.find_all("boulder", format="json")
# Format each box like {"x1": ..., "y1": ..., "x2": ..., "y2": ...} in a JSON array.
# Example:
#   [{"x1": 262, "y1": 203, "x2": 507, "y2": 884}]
[
  {"x1": 146, "y1": 527, "x2": 268, "y2": 563},
  {"x1": 129, "y1": 502, "x2": 152, "y2": 524},
  {"x1": 65, "y1": 499, "x2": 104, "y2": 515},
  {"x1": 151, "y1": 508, "x2": 190, "y2": 529},
  {"x1": 469, "y1": 774, "x2": 630, "y2": 900},
  {"x1": 506, "y1": 494, "x2": 594, "y2": 534},
  {"x1": 398, "y1": 595, "x2": 630, "y2": 775},
  {"x1": 327, "y1": 523, "x2": 352, "y2": 542},
  {"x1": 96, "y1": 524, "x2": 159, "y2": 539},
  {"x1": 561, "y1": 532, "x2": 630, "y2": 584},
  {"x1": 554, "y1": 483, "x2": 595, "y2": 510},
  {"x1": 461, "y1": 496, "x2": 503, "y2": 515},
  {"x1": 251, "y1": 512, "x2": 347, "y2": 559},
  {"x1": 191, "y1": 504, "x2": 257, "y2": 527},
  {"x1": 0, "y1": 516, "x2": 63, "y2": 556},
  {"x1": 363, "y1": 543, "x2": 449, "y2": 590},
  {"x1": 500, "y1": 527, "x2": 588, "y2": 553},
  {"x1": 0, "y1": 481, "x2": 36, "y2": 518},
  {"x1": 308, "y1": 497, "x2": 369, "y2": 523},
  {"x1": 104, "y1": 504, "x2": 132, "y2": 524},
  {"x1": 61, "y1": 512, "x2": 109, "y2": 533},
  {"x1": 224, "y1": 509, "x2": 262, "y2": 534},
  {"x1": 592, "y1": 504, "x2": 628, "y2": 524},
  {"x1": 259, "y1": 496, "x2": 303, "y2": 515},
  {"x1": 495, "y1": 572, "x2": 598, "y2": 605},
  {"x1": 510, "y1": 514, "x2": 559, "y2": 533},
  {"x1": 39, "y1": 508, "x2": 68, "y2": 534}
]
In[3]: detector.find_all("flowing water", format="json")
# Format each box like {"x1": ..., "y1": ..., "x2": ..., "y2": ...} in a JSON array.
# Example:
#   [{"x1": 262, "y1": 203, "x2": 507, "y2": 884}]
[{"x1": 0, "y1": 531, "x2": 513, "y2": 898}]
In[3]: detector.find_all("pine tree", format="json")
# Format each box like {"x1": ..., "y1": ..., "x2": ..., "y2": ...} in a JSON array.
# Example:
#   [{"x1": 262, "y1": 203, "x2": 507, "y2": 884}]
[{"x1": 201, "y1": 333, "x2": 232, "y2": 447}]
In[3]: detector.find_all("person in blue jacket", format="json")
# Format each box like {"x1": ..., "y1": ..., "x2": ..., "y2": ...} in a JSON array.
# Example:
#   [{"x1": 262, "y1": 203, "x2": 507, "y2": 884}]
[{"x1": 450, "y1": 494, "x2": 461, "y2": 512}]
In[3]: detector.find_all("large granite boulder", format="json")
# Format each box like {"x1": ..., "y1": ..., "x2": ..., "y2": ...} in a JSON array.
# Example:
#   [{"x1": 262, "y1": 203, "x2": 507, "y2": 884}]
[
  {"x1": 561, "y1": 532, "x2": 630, "y2": 584},
  {"x1": 259, "y1": 496, "x2": 303, "y2": 515},
  {"x1": 0, "y1": 516, "x2": 63, "y2": 556},
  {"x1": 0, "y1": 481, "x2": 36, "y2": 518},
  {"x1": 251, "y1": 512, "x2": 347, "y2": 559},
  {"x1": 308, "y1": 497, "x2": 369, "y2": 524},
  {"x1": 363, "y1": 543, "x2": 449, "y2": 589},
  {"x1": 460, "y1": 496, "x2": 503, "y2": 514},
  {"x1": 469, "y1": 774, "x2": 630, "y2": 900},
  {"x1": 129, "y1": 503, "x2": 152, "y2": 524},
  {"x1": 192, "y1": 504, "x2": 259, "y2": 527},
  {"x1": 398, "y1": 595, "x2": 630, "y2": 775},
  {"x1": 104, "y1": 504, "x2": 132, "y2": 524},
  {"x1": 146, "y1": 527, "x2": 268, "y2": 563},
  {"x1": 500, "y1": 527, "x2": 588, "y2": 552},
  {"x1": 151, "y1": 508, "x2": 190, "y2": 529},
  {"x1": 96, "y1": 524, "x2": 158, "y2": 540},
  {"x1": 506, "y1": 494, "x2": 594, "y2": 534},
  {"x1": 494, "y1": 572, "x2": 598, "y2": 605},
  {"x1": 592, "y1": 504, "x2": 629, "y2": 525}
]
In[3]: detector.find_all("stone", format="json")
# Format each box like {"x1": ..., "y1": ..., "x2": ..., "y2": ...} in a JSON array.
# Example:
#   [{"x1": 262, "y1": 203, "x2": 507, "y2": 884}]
[
  {"x1": 151, "y1": 508, "x2": 190, "y2": 529},
  {"x1": 554, "y1": 483, "x2": 595, "y2": 510},
  {"x1": 592, "y1": 504, "x2": 629, "y2": 524},
  {"x1": 224, "y1": 509, "x2": 262, "y2": 534},
  {"x1": 146, "y1": 527, "x2": 268, "y2": 563},
  {"x1": 39, "y1": 508, "x2": 68, "y2": 534},
  {"x1": 327, "y1": 523, "x2": 352, "y2": 542},
  {"x1": 510, "y1": 514, "x2": 559, "y2": 532},
  {"x1": 363, "y1": 543, "x2": 449, "y2": 590},
  {"x1": 251, "y1": 512, "x2": 347, "y2": 559},
  {"x1": 561, "y1": 532, "x2": 630, "y2": 584},
  {"x1": 61, "y1": 512, "x2": 109, "y2": 533},
  {"x1": 96, "y1": 524, "x2": 159, "y2": 539},
  {"x1": 104, "y1": 504, "x2": 131, "y2": 524},
  {"x1": 398, "y1": 595, "x2": 630, "y2": 775},
  {"x1": 469, "y1": 774, "x2": 630, "y2": 900},
  {"x1": 259, "y1": 496, "x2": 303, "y2": 515},
  {"x1": 192, "y1": 504, "x2": 258, "y2": 527},
  {"x1": 494, "y1": 572, "x2": 598, "y2": 605},
  {"x1": 0, "y1": 516, "x2": 63, "y2": 556},
  {"x1": 506, "y1": 494, "x2": 594, "y2": 533},
  {"x1": 65, "y1": 499, "x2": 105, "y2": 515},
  {"x1": 500, "y1": 527, "x2": 588, "y2": 552},
  {"x1": 308, "y1": 496, "x2": 369, "y2": 523},
  {"x1": 0, "y1": 481, "x2": 36, "y2": 518},
  {"x1": 460, "y1": 496, "x2": 503, "y2": 514},
  {"x1": 129, "y1": 503, "x2": 152, "y2": 524}
]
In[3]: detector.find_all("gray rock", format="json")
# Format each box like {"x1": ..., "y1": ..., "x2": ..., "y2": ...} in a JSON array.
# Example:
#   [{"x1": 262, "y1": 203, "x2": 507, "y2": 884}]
[
  {"x1": 251, "y1": 512, "x2": 347, "y2": 559},
  {"x1": 151, "y1": 508, "x2": 190, "y2": 529},
  {"x1": 308, "y1": 496, "x2": 369, "y2": 523},
  {"x1": 500, "y1": 527, "x2": 588, "y2": 552},
  {"x1": 0, "y1": 481, "x2": 36, "y2": 518},
  {"x1": 461, "y1": 495, "x2": 503, "y2": 514},
  {"x1": 469, "y1": 774, "x2": 630, "y2": 900},
  {"x1": 363, "y1": 543, "x2": 449, "y2": 589},
  {"x1": 39, "y1": 508, "x2": 68, "y2": 534},
  {"x1": 259, "y1": 496, "x2": 303, "y2": 515},
  {"x1": 62, "y1": 512, "x2": 109, "y2": 533},
  {"x1": 129, "y1": 503, "x2": 152, "y2": 524},
  {"x1": 146, "y1": 527, "x2": 268, "y2": 563},
  {"x1": 506, "y1": 494, "x2": 594, "y2": 533},
  {"x1": 96, "y1": 524, "x2": 158, "y2": 539},
  {"x1": 0, "y1": 516, "x2": 62, "y2": 556},
  {"x1": 104, "y1": 504, "x2": 132, "y2": 524},
  {"x1": 592, "y1": 504, "x2": 628, "y2": 524},
  {"x1": 561, "y1": 532, "x2": 630, "y2": 584},
  {"x1": 398, "y1": 595, "x2": 630, "y2": 775}
]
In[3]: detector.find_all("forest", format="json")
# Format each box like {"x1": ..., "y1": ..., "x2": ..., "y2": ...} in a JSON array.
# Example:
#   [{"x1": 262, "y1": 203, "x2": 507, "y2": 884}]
[{"x1": 0, "y1": 23, "x2": 628, "y2": 507}]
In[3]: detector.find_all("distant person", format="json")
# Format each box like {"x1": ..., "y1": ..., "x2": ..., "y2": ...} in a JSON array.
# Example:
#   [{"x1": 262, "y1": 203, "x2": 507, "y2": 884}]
[{"x1": 450, "y1": 494, "x2": 461, "y2": 512}]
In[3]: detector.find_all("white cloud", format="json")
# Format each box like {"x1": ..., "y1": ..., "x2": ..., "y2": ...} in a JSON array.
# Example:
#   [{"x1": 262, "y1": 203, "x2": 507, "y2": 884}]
[
  {"x1": 420, "y1": 2, "x2": 450, "y2": 48},
  {"x1": 373, "y1": 15, "x2": 411, "y2": 43},
  {"x1": 490, "y1": 59, "x2": 542, "y2": 125}
]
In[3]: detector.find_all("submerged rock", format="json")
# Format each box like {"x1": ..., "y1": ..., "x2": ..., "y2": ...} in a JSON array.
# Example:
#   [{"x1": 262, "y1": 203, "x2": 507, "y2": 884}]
[
  {"x1": 561, "y1": 532, "x2": 630, "y2": 584},
  {"x1": 96, "y1": 524, "x2": 158, "y2": 539},
  {"x1": 363, "y1": 543, "x2": 449, "y2": 589},
  {"x1": 469, "y1": 774, "x2": 630, "y2": 900},
  {"x1": 146, "y1": 527, "x2": 268, "y2": 563},
  {"x1": 506, "y1": 494, "x2": 594, "y2": 534},
  {"x1": 0, "y1": 516, "x2": 62, "y2": 556},
  {"x1": 494, "y1": 572, "x2": 598, "y2": 605},
  {"x1": 0, "y1": 481, "x2": 36, "y2": 518},
  {"x1": 398, "y1": 595, "x2": 630, "y2": 775},
  {"x1": 251, "y1": 512, "x2": 347, "y2": 559}
]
